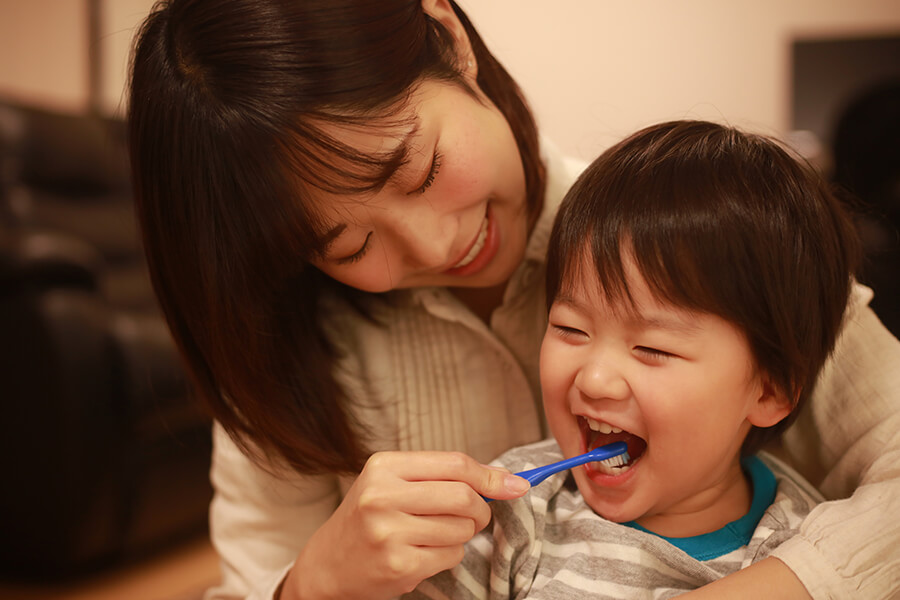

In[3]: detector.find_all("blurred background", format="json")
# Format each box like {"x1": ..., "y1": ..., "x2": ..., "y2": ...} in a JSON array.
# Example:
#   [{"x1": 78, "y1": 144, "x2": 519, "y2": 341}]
[{"x1": 1, "y1": 1, "x2": 898, "y2": 599}]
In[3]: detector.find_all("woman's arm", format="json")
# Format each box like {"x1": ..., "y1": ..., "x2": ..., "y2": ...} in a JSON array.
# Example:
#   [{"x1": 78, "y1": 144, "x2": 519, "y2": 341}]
[
  {"x1": 773, "y1": 287, "x2": 900, "y2": 598},
  {"x1": 679, "y1": 558, "x2": 811, "y2": 599},
  {"x1": 692, "y1": 285, "x2": 900, "y2": 599},
  {"x1": 205, "y1": 423, "x2": 343, "y2": 600}
]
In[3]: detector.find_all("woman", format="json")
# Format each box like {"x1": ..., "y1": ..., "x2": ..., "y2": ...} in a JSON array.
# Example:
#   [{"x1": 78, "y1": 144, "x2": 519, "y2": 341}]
[{"x1": 127, "y1": 1, "x2": 900, "y2": 598}]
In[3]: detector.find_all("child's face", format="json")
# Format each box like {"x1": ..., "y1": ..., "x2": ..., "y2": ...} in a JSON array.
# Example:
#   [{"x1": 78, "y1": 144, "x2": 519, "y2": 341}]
[{"x1": 540, "y1": 250, "x2": 785, "y2": 535}]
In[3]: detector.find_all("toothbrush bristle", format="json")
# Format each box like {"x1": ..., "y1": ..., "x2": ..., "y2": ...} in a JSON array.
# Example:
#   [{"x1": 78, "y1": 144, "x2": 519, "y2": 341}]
[{"x1": 600, "y1": 451, "x2": 631, "y2": 468}]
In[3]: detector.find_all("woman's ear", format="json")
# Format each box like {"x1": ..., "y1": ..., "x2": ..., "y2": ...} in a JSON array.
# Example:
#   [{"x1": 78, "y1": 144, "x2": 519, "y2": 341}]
[
  {"x1": 746, "y1": 375, "x2": 793, "y2": 428},
  {"x1": 421, "y1": 0, "x2": 477, "y2": 78}
]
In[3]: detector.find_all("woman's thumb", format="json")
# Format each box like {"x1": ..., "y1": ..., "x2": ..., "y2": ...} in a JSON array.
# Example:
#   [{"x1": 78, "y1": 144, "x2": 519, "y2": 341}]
[{"x1": 478, "y1": 465, "x2": 530, "y2": 501}]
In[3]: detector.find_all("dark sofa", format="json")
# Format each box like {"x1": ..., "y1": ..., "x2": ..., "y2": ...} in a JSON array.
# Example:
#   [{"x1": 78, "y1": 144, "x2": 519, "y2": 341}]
[{"x1": 0, "y1": 100, "x2": 213, "y2": 580}]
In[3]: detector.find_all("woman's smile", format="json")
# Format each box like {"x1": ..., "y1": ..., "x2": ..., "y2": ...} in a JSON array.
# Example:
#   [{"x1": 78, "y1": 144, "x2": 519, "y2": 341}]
[
  {"x1": 310, "y1": 80, "x2": 529, "y2": 294},
  {"x1": 443, "y1": 205, "x2": 499, "y2": 276}
]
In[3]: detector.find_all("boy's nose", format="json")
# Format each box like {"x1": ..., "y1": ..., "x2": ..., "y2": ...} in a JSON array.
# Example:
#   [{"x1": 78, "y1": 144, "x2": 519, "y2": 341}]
[{"x1": 574, "y1": 355, "x2": 631, "y2": 403}]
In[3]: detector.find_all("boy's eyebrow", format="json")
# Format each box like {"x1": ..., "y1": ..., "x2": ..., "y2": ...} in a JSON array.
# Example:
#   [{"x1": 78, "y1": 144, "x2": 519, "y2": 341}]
[
  {"x1": 636, "y1": 314, "x2": 703, "y2": 336},
  {"x1": 553, "y1": 294, "x2": 586, "y2": 311}
]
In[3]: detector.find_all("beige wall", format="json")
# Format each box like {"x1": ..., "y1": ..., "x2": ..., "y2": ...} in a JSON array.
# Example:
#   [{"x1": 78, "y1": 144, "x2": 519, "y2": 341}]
[
  {"x1": 458, "y1": 0, "x2": 900, "y2": 159},
  {"x1": 0, "y1": 0, "x2": 89, "y2": 112},
  {"x1": 1, "y1": 0, "x2": 898, "y2": 158}
]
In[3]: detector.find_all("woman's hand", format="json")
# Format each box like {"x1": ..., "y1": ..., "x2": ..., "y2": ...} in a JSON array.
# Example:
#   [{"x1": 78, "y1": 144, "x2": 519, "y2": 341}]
[{"x1": 279, "y1": 450, "x2": 530, "y2": 600}]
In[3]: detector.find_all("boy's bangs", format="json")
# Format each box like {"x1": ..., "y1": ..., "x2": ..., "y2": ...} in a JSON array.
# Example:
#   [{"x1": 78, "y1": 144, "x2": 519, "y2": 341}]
[{"x1": 552, "y1": 188, "x2": 733, "y2": 322}]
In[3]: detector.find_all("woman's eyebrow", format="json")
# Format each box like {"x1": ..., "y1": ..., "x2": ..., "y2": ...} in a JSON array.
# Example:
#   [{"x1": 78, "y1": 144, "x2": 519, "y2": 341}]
[
  {"x1": 319, "y1": 120, "x2": 424, "y2": 252},
  {"x1": 320, "y1": 223, "x2": 348, "y2": 254},
  {"x1": 378, "y1": 120, "x2": 420, "y2": 183}
]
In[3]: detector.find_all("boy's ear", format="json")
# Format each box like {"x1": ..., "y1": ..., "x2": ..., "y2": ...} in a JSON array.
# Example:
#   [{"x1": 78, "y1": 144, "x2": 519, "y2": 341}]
[
  {"x1": 421, "y1": 0, "x2": 476, "y2": 77},
  {"x1": 746, "y1": 374, "x2": 793, "y2": 428}
]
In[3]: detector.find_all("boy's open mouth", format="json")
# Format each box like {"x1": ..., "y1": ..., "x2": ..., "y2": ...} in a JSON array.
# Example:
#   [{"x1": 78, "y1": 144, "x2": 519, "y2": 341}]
[{"x1": 580, "y1": 416, "x2": 647, "y2": 475}]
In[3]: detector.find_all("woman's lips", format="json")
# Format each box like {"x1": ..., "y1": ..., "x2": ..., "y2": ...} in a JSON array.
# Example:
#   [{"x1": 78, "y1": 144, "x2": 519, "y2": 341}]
[
  {"x1": 451, "y1": 217, "x2": 488, "y2": 269},
  {"x1": 443, "y1": 206, "x2": 499, "y2": 277}
]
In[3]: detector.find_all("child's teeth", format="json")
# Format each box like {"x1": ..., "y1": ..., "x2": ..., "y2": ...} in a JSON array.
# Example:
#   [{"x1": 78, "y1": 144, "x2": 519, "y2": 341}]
[
  {"x1": 586, "y1": 417, "x2": 622, "y2": 434},
  {"x1": 594, "y1": 451, "x2": 633, "y2": 474}
]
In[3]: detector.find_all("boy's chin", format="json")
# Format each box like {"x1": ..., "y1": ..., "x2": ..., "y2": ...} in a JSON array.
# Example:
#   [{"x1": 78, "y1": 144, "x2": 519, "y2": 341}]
[{"x1": 574, "y1": 475, "x2": 638, "y2": 523}]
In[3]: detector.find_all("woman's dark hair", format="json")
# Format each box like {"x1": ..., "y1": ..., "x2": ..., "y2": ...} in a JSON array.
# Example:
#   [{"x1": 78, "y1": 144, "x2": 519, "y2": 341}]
[
  {"x1": 546, "y1": 120, "x2": 860, "y2": 454},
  {"x1": 128, "y1": 0, "x2": 545, "y2": 474}
]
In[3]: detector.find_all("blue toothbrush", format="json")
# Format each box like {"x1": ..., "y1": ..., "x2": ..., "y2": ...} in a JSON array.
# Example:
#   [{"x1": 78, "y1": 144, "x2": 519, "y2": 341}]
[{"x1": 484, "y1": 441, "x2": 629, "y2": 502}]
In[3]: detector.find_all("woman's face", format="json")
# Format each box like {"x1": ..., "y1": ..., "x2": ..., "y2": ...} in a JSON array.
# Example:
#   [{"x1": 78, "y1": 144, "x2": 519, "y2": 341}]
[{"x1": 309, "y1": 79, "x2": 529, "y2": 293}]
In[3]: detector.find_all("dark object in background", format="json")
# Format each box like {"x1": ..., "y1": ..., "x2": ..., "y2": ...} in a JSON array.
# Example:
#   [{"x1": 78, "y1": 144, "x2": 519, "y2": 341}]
[
  {"x1": 790, "y1": 34, "x2": 900, "y2": 338},
  {"x1": 831, "y1": 81, "x2": 900, "y2": 338},
  {"x1": 0, "y1": 100, "x2": 212, "y2": 581}
]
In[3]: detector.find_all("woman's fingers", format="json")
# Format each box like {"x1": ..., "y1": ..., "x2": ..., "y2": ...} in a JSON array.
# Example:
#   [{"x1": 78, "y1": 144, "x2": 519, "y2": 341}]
[
  {"x1": 285, "y1": 450, "x2": 526, "y2": 600},
  {"x1": 362, "y1": 450, "x2": 531, "y2": 501},
  {"x1": 402, "y1": 514, "x2": 482, "y2": 547}
]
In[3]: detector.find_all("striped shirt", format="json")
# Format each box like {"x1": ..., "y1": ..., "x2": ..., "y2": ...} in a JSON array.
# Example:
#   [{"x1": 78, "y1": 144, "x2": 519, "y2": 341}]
[{"x1": 406, "y1": 439, "x2": 823, "y2": 600}]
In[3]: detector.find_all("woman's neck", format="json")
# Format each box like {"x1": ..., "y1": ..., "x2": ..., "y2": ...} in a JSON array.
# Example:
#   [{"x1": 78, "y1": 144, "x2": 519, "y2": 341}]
[{"x1": 450, "y1": 282, "x2": 508, "y2": 324}]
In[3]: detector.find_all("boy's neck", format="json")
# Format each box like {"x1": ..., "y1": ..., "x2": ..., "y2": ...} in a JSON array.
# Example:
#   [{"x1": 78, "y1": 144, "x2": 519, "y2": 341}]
[{"x1": 633, "y1": 462, "x2": 751, "y2": 538}]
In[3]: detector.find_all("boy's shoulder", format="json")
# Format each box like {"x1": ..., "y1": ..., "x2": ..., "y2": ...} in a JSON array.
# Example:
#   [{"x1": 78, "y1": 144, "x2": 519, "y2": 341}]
[{"x1": 749, "y1": 451, "x2": 824, "y2": 559}]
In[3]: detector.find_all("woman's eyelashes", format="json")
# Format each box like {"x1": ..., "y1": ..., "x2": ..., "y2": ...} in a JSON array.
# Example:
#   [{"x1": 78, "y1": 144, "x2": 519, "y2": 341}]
[
  {"x1": 336, "y1": 231, "x2": 372, "y2": 265},
  {"x1": 412, "y1": 150, "x2": 442, "y2": 195}
]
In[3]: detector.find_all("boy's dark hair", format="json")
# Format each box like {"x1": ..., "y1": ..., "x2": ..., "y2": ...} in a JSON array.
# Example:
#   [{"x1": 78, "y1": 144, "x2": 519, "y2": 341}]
[{"x1": 546, "y1": 120, "x2": 860, "y2": 454}]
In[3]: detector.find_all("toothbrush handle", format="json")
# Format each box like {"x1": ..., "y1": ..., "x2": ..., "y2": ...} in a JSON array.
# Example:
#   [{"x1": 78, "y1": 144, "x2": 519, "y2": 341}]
[
  {"x1": 515, "y1": 441, "x2": 628, "y2": 486},
  {"x1": 482, "y1": 441, "x2": 627, "y2": 503}
]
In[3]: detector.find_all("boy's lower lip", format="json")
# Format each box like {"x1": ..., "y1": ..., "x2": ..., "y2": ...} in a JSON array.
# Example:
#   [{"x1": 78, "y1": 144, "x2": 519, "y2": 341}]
[
  {"x1": 583, "y1": 455, "x2": 639, "y2": 487},
  {"x1": 443, "y1": 205, "x2": 498, "y2": 277}
]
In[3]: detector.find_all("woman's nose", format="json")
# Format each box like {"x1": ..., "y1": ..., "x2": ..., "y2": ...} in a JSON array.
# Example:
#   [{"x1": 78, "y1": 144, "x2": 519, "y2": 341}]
[
  {"x1": 401, "y1": 233, "x2": 451, "y2": 269},
  {"x1": 391, "y1": 208, "x2": 454, "y2": 270},
  {"x1": 574, "y1": 353, "x2": 631, "y2": 403}
]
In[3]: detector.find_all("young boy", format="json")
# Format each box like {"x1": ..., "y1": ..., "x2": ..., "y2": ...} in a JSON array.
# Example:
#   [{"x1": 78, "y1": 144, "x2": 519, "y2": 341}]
[{"x1": 407, "y1": 120, "x2": 860, "y2": 598}]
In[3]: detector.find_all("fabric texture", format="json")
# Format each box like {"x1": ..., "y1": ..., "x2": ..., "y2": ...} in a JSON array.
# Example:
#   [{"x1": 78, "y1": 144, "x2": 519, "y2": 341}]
[
  {"x1": 202, "y1": 141, "x2": 900, "y2": 600},
  {"x1": 405, "y1": 440, "x2": 822, "y2": 599}
]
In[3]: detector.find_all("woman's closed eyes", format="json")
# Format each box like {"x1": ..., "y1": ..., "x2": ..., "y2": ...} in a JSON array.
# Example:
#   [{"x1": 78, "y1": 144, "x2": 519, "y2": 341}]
[{"x1": 411, "y1": 149, "x2": 443, "y2": 195}]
